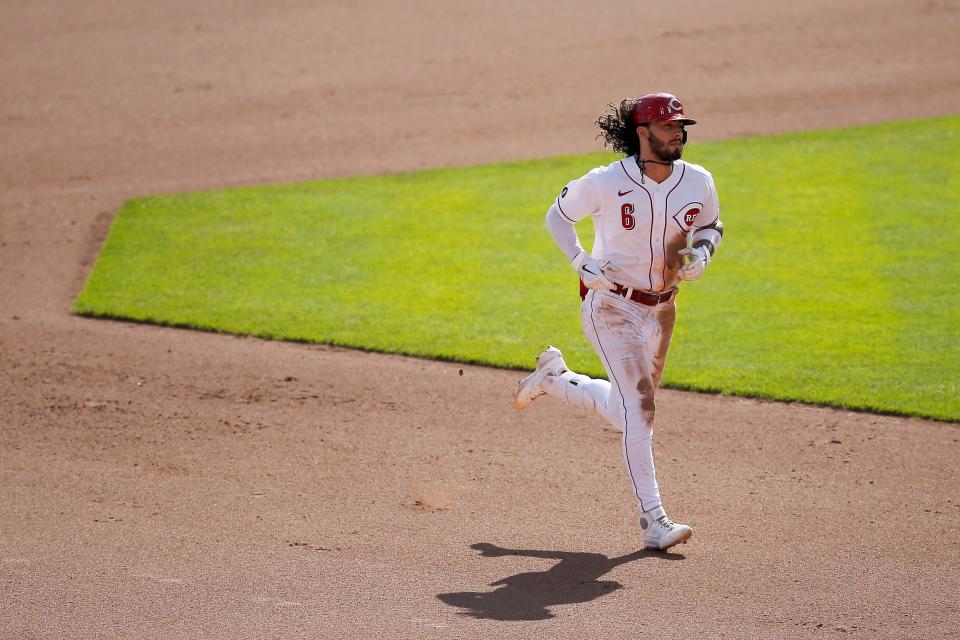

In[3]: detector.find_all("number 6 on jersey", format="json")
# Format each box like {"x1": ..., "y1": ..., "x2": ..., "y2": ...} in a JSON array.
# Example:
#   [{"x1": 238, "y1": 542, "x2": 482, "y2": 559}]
[{"x1": 621, "y1": 202, "x2": 635, "y2": 230}]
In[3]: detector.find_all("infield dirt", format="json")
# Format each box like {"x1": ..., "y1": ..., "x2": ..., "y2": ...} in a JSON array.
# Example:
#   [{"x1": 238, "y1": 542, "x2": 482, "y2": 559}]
[{"x1": 2, "y1": 2, "x2": 959, "y2": 638}]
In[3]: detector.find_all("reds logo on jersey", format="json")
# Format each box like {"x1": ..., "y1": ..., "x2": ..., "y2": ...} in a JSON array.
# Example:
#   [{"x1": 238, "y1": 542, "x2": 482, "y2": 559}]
[{"x1": 673, "y1": 202, "x2": 704, "y2": 230}]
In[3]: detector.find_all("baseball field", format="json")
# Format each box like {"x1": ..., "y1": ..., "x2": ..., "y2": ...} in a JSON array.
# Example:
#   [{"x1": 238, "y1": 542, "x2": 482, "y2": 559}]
[{"x1": 2, "y1": 2, "x2": 959, "y2": 639}]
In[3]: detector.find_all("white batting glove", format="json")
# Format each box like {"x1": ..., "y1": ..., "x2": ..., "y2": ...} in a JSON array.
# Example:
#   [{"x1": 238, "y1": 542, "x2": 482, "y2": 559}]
[
  {"x1": 677, "y1": 246, "x2": 711, "y2": 281},
  {"x1": 572, "y1": 251, "x2": 619, "y2": 291}
]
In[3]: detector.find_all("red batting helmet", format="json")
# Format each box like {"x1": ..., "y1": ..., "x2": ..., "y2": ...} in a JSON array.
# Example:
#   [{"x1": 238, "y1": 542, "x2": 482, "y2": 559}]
[{"x1": 631, "y1": 93, "x2": 697, "y2": 126}]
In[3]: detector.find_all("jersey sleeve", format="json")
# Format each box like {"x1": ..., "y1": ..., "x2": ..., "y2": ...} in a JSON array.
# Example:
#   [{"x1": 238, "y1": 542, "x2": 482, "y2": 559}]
[
  {"x1": 545, "y1": 206, "x2": 585, "y2": 262},
  {"x1": 553, "y1": 172, "x2": 601, "y2": 223},
  {"x1": 693, "y1": 172, "x2": 721, "y2": 229}
]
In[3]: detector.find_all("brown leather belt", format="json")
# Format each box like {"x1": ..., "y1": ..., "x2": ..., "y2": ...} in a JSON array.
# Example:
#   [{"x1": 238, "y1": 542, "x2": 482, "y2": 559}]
[
  {"x1": 579, "y1": 280, "x2": 677, "y2": 306},
  {"x1": 611, "y1": 284, "x2": 677, "y2": 306}
]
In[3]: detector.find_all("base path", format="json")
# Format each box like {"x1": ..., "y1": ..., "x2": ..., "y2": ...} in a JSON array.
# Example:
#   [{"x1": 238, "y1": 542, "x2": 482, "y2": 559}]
[{"x1": 1, "y1": 1, "x2": 958, "y2": 638}]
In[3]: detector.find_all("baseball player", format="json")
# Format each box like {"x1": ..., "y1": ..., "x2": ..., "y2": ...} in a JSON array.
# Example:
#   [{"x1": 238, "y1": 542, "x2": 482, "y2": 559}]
[{"x1": 513, "y1": 93, "x2": 723, "y2": 551}]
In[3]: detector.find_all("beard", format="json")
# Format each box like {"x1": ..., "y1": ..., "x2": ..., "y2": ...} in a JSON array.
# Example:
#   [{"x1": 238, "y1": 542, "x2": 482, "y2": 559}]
[{"x1": 648, "y1": 129, "x2": 683, "y2": 162}]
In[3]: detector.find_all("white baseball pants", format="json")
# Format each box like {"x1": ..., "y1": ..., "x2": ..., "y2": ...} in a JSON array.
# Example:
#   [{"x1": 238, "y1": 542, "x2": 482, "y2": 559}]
[{"x1": 542, "y1": 289, "x2": 676, "y2": 513}]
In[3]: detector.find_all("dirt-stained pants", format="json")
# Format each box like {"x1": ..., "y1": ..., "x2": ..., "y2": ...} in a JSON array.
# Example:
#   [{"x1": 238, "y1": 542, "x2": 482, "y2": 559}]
[{"x1": 542, "y1": 289, "x2": 676, "y2": 513}]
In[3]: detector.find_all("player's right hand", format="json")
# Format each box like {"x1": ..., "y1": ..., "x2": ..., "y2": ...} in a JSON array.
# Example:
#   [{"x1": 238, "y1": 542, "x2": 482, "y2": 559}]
[{"x1": 572, "y1": 252, "x2": 618, "y2": 291}]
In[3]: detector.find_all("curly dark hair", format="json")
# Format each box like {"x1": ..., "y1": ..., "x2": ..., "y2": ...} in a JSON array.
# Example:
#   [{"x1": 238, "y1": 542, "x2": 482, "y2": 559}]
[{"x1": 596, "y1": 98, "x2": 639, "y2": 156}]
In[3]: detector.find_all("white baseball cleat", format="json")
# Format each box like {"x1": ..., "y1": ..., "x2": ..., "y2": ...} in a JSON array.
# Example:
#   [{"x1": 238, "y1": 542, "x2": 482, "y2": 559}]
[
  {"x1": 641, "y1": 513, "x2": 693, "y2": 551},
  {"x1": 512, "y1": 346, "x2": 567, "y2": 410}
]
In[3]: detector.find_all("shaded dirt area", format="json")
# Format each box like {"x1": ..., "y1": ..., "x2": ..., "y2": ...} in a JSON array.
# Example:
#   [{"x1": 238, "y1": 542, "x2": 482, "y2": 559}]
[{"x1": 2, "y1": 1, "x2": 958, "y2": 638}]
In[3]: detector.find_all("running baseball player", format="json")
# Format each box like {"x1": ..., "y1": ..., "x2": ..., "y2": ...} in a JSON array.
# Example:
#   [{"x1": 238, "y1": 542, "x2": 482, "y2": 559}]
[{"x1": 513, "y1": 93, "x2": 724, "y2": 551}]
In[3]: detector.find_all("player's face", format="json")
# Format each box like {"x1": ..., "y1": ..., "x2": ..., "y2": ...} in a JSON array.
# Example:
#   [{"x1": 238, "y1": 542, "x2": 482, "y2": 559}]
[{"x1": 644, "y1": 120, "x2": 685, "y2": 161}]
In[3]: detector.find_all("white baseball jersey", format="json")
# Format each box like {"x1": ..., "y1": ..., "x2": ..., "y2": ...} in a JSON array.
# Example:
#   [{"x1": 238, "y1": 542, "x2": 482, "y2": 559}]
[{"x1": 554, "y1": 157, "x2": 721, "y2": 292}]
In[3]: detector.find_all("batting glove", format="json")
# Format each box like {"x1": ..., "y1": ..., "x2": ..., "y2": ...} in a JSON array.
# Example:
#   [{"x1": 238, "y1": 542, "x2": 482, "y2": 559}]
[
  {"x1": 572, "y1": 251, "x2": 618, "y2": 291},
  {"x1": 677, "y1": 246, "x2": 711, "y2": 281}
]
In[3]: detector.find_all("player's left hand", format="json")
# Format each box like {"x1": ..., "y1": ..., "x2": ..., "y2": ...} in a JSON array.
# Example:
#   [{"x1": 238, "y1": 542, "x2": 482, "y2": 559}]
[{"x1": 677, "y1": 246, "x2": 710, "y2": 281}]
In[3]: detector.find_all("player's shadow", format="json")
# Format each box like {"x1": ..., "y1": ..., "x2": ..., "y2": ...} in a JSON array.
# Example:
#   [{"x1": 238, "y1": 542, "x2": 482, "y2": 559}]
[{"x1": 437, "y1": 542, "x2": 684, "y2": 621}]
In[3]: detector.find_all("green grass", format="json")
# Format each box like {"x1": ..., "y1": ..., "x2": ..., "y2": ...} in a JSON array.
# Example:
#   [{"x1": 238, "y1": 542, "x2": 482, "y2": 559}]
[{"x1": 74, "y1": 116, "x2": 960, "y2": 422}]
